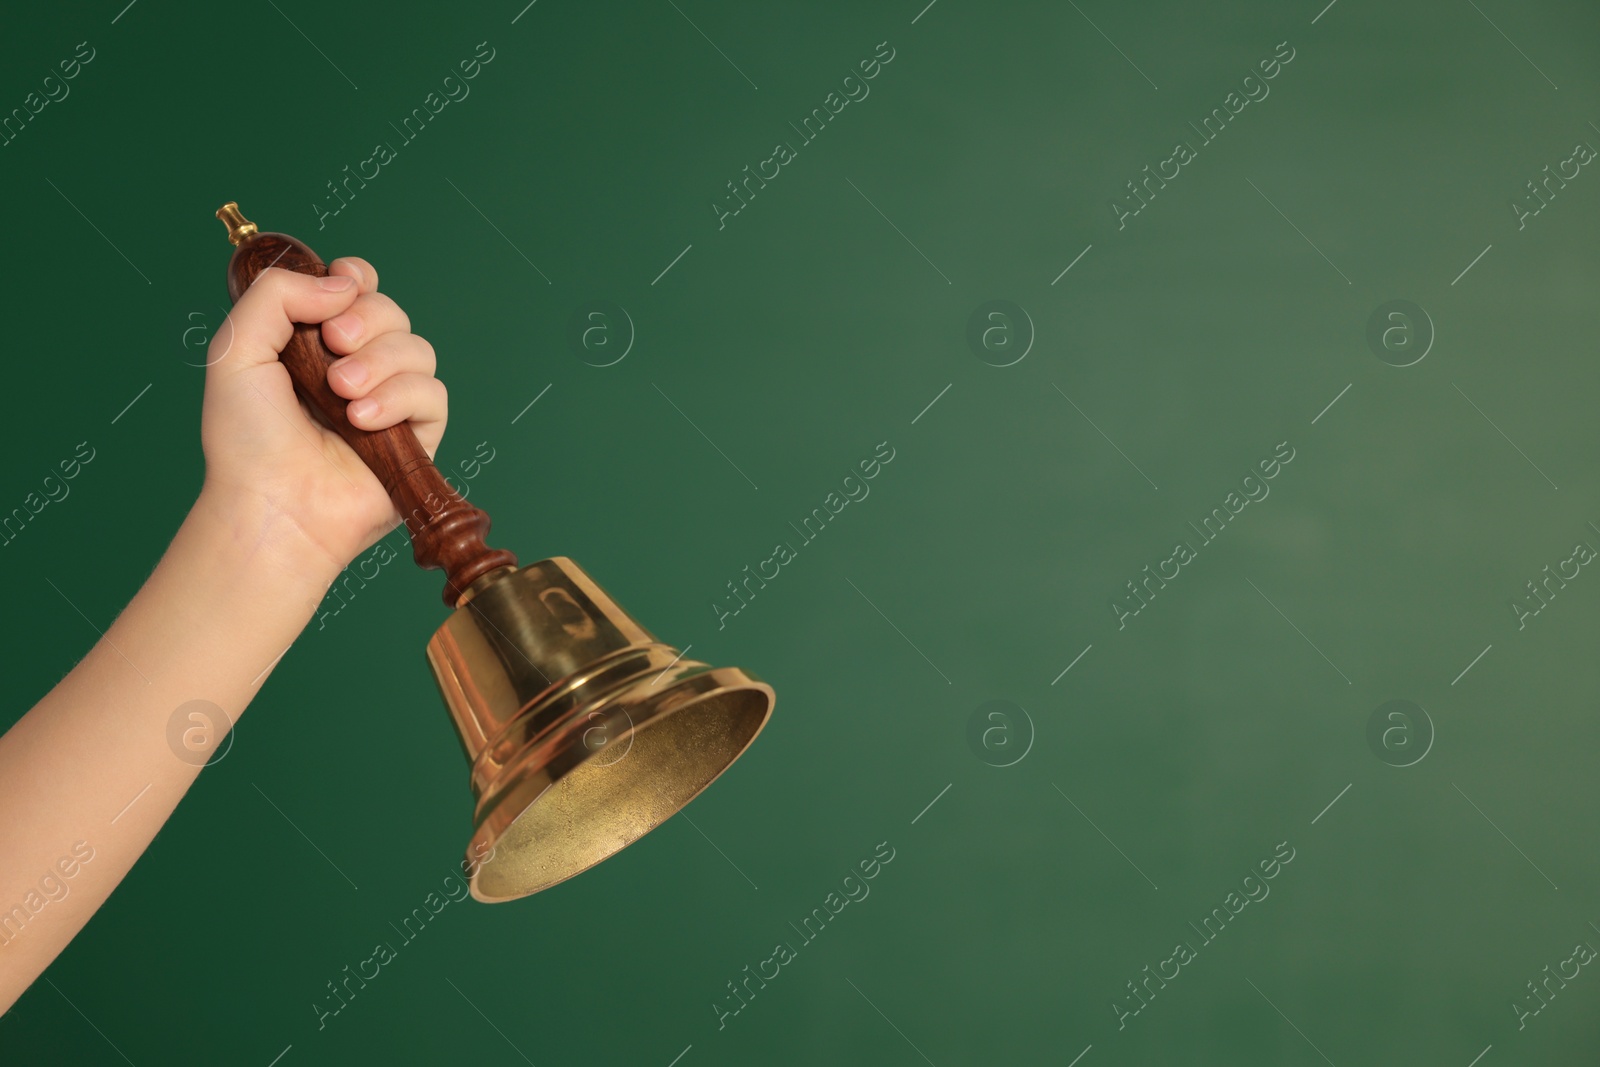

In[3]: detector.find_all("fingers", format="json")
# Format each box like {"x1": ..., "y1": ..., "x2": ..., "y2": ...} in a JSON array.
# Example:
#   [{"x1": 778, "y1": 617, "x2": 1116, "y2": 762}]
[
  {"x1": 209, "y1": 267, "x2": 360, "y2": 373},
  {"x1": 214, "y1": 253, "x2": 449, "y2": 457},
  {"x1": 315, "y1": 261, "x2": 446, "y2": 454},
  {"x1": 326, "y1": 256, "x2": 379, "y2": 294},
  {"x1": 326, "y1": 333, "x2": 437, "y2": 399},
  {"x1": 344, "y1": 373, "x2": 448, "y2": 444},
  {"x1": 320, "y1": 291, "x2": 412, "y2": 355}
]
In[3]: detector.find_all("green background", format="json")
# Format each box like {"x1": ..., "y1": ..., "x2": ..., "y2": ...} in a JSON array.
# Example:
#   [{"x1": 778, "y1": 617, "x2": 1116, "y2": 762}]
[{"x1": 4, "y1": 0, "x2": 1600, "y2": 1063}]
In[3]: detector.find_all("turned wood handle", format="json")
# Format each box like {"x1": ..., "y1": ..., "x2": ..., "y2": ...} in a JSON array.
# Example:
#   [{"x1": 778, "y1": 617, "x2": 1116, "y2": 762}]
[{"x1": 221, "y1": 217, "x2": 517, "y2": 606}]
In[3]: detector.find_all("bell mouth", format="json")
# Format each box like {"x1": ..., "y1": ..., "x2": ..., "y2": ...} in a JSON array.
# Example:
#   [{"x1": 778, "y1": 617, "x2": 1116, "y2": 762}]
[{"x1": 468, "y1": 679, "x2": 772, "y2": 902}]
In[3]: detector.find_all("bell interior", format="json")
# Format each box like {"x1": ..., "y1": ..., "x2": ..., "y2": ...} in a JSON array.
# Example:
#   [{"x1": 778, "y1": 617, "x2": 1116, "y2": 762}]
[{"x1": 471, "y1": 687, "x2": 769, "y2": 901}]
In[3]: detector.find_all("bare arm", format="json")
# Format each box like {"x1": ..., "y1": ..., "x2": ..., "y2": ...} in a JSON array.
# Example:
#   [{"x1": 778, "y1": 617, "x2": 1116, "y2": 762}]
[{"x1": 0, "y1": 256, "x2": 445, "y2": 1011}]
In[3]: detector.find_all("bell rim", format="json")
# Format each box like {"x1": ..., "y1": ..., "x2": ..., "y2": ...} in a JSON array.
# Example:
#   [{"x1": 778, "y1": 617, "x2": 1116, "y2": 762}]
[{"x1": 464, "y1": 669, "x2": 775, "y2": 903}]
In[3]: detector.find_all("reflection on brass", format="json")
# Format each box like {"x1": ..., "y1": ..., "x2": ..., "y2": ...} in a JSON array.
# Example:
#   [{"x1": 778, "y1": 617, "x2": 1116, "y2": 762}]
[
  {"x1": 215, "y1": 201, "x2": 258, "y2": 245},
  {"x1": 428, "y1": 558, "x2": 775, "y2": 902}
]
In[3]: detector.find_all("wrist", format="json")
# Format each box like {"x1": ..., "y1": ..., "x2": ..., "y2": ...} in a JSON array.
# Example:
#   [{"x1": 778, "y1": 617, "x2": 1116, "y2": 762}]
[{"x1": 187, "y1": 482, "x2": 346, "y2": 605}]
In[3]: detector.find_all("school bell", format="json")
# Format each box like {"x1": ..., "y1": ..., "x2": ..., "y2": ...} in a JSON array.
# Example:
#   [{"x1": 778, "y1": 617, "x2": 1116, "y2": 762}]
[{"x1": 217, "y1": 203, "x2": 774, "y2": 902}]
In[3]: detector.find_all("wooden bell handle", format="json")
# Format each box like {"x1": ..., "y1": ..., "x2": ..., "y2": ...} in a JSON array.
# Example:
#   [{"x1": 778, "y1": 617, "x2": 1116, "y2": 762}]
[{"x1": 218, "y1": 203, "x2": 517, "y2": 606}]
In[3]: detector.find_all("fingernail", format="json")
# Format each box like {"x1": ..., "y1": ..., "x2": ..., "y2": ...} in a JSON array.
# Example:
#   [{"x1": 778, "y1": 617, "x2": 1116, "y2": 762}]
[
  {"x1": 319, "y1": 275, "x2": 355, "y2": 291},
  {"x1": 331, "y1": 357, "x2": 367, "y2": 388},
  {"x1": 327, "y1": 312, "x2": 363, "y2": 344},
  {"x1": 349, "y1": 397, "x2": 379, "y2": 421}
]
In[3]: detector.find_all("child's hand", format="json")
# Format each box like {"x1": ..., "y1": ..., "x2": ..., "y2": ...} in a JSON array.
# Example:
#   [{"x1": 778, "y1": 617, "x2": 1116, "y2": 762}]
[{"x1": 197, "y1": 257, "x2": 445, "y2": 587}]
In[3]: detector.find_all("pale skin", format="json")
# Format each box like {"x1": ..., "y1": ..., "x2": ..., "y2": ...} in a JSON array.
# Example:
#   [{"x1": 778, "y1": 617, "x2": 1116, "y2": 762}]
[{"x1": 0, "y1": 258, "x2": 445, "y2": 1012}]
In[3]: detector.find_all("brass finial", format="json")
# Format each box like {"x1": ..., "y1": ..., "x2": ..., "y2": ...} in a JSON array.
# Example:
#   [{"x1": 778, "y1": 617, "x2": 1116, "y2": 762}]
[{"x1": 215, "y1": 202, "x2": 258, "y2": 246}]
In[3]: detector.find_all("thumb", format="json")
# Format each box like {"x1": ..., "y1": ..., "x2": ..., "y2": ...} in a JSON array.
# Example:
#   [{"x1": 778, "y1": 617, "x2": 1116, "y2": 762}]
[{"x1": 206, "y1": 267, "x2": 360, "y2": 378}]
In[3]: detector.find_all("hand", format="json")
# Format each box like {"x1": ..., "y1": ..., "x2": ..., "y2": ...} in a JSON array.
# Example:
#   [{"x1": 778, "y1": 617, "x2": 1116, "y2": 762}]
[{"x1": 196, "y1": 257, "x2": 446, "y2": 588}]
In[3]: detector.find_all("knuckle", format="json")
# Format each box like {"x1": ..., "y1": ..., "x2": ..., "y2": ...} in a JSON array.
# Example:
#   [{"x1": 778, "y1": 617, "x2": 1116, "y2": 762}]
[
  {"x1": 340, "y1": 255, "x2": 376, "y2": 290},
  {"x1": 371, "y1": 291, "x2": 409, "y2": 329},
  {"x1": 257, "y1": 265, "x2": 291, "y2": 292},
  {"x1": 258, "y1": 265, "x2": 317, "y2": 304},
  {"x1": 337, "y1": 258, "x2": 371, "y2": 291},
  {"x1": 414, "y1": 336, "x2": 437, "y2": 372}
]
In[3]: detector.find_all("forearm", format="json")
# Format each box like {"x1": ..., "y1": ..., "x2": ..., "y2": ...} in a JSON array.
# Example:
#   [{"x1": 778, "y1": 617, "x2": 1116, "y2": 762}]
[{"x1": 0, "y1": 486, "x2": 335, "y2": 1009}]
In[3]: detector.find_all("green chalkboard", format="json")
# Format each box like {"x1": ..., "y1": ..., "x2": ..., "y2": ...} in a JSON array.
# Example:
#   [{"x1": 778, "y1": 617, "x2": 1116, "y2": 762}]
[{"x1": 4, "y1": 0, "x2": 1600, "y2": 1063}]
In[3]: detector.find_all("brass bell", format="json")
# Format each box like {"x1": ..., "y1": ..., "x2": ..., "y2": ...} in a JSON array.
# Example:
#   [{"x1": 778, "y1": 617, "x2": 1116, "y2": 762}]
[
  {"x1": 429, "y1": 558, "x2": 773, "y2": 901},
  {"x1": 218, "y1": 203, "x2": 774, "y2": 902}
]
